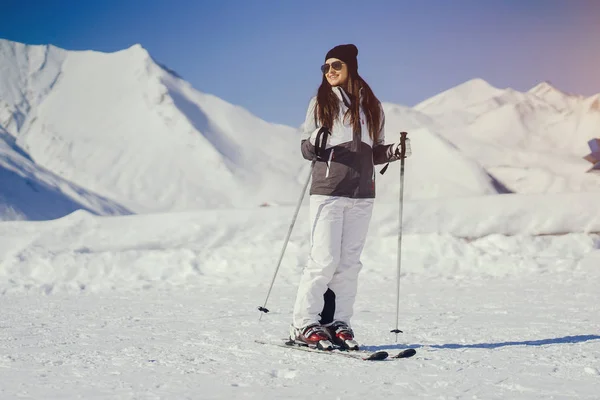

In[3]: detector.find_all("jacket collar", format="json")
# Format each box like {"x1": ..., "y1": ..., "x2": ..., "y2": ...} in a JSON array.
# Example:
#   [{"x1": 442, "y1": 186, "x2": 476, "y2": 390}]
[
  {"x1": 333, "y1": 86, "x2": 351, "y2": 105},
  {"x1": 332, "y1": 86, "x2": 363, "y2": 107}
]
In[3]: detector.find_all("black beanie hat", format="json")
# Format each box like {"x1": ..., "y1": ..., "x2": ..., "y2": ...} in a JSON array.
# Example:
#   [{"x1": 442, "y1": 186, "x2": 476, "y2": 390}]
[{"x1": 325, "y1": 44, "x2": 358, "y2": 72}]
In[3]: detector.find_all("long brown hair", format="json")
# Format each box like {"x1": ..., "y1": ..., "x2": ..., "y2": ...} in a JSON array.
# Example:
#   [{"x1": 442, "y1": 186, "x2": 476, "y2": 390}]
[{"x1": 314, "y1": 70, "x2": 382, "y2": 142}]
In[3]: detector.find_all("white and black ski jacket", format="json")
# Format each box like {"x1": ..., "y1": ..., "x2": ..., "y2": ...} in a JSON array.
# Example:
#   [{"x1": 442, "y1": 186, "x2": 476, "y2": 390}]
[{"x1": 300, "y1": 87, "x2": 400, "y2": 199}]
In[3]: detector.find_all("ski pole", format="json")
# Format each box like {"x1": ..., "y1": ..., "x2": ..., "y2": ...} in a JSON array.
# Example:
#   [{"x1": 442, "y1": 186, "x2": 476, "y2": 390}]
[
  {"x1": 258, "y1": 128, "x2": 330, "y2": 320},
  {"x1": 257, "y1": 162, "x2": 313, "y2": 320},
  {"x1": 391, "y1": 131, "x2": 409, "y2": 341}
]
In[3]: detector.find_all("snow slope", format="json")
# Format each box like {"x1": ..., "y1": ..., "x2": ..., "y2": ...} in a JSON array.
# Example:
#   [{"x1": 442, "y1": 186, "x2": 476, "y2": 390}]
[
  {"x1": 0, "y1": 130, "x2": 130, "y2": 221},
  {"x1": 0, "y1": 194, "x2": 599, "y2": 398},
  {"x1": 379, "y1": 108, "x2": 508, "y2": 201},
  {"x1": 415, "y1": 79, "x2": 600, "y2": 193},
  {"x1": 0, "y1": 42, "x2": 130, "y2": 219},
  {"x1": 1, "y1": 192, "x2": 598, "y2": 294}
]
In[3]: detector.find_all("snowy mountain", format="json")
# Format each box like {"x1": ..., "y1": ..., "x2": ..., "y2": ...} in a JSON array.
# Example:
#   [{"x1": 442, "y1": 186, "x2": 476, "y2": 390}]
[
  {"x1": 2, "y1": 40, "x2": 600, "y2": 399},
  {"x1": 0, "y1": 39, "x2": 303, "y2": 217},
  {"x1": 415, "y1": 78, "x2": 600, "y2": 193},
  {"x1": 1, "y1": 38, "x2": 600, "y2": 221}
]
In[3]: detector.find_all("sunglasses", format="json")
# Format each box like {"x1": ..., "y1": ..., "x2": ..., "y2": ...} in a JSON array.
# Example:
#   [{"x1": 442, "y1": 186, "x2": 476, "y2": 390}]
[{"x1": 320, "y1": 61, "x2": 345, "y2": 74}]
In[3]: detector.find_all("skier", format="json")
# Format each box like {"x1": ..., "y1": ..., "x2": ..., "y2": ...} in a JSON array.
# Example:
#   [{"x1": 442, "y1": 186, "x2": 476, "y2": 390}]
[{"x1": 290, "y1": 44, "x2": 407, "y2": 349}]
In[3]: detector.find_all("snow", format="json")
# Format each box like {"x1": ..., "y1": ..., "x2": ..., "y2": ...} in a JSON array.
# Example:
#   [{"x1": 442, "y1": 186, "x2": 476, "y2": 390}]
[
  {"x1": 412, "y1": 79, "x2": 600, "y2": 194},
  {"x1": 1, "y1": 39, "x2": 302, "y2": 214},
  {"x1": 1, "y1": 196, "x2": 600, "y2": 398},
  {"x1": 1, "y1": 38, "x2": 600, "y2": 398},
  {"x1": 414, "y1": 78, "x2": 505, "y2": 115},
  {"x1": 0, "y1": 130, "x2": 130, "y2": 221}
]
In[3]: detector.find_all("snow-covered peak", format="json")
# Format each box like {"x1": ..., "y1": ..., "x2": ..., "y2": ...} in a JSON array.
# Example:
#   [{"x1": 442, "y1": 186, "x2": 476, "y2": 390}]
[
  {"x1": 414, "y1": 78, "x2": 504, "y2": 114},
  {"x1": 455, "y1": 78, "x2": 500, "y2": 93},
  {"x1": 528, "y1": 81, "x2": 564, "y2": 96},
  {"x1": 527, "y1": 80, "x2": 586, "y2": 112},
  {"x1": 125, "y1": 43, "x2": 146, "y2": 52},
  {"x1": 111, "y1": 43, "x2": 156, "y2": 67}
]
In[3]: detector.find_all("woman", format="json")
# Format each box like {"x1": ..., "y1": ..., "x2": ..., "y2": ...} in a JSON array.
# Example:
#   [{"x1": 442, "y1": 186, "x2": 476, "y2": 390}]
[{"x1": 290, "y1": 44, "x2": 406, "y2": 350}]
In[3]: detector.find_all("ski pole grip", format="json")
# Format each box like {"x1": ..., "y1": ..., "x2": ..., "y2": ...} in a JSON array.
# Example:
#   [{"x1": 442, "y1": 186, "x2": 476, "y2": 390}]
[{"x1": 400, "y1": 131, "x2": 408, "y2": 158}]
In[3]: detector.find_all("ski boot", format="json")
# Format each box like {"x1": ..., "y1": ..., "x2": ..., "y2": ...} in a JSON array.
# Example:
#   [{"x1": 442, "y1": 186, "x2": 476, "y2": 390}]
[
  {"x1": 289, "y1": 323, "x2": 334, "y2": 351},
  {"x1": 326, "y1": 321, "x2": 359, "y2": 350}
]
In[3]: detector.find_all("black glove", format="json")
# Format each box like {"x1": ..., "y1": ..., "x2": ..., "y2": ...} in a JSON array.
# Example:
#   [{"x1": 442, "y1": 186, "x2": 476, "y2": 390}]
[{"x1": 392, "y1": 139, "x2": 411, "y2": 158}]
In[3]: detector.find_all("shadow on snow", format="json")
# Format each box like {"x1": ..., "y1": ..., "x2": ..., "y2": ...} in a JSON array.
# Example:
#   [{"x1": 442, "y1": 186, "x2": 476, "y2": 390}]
[{"x1": 362, "y1": 334, "x2": 600, "y2": 352}]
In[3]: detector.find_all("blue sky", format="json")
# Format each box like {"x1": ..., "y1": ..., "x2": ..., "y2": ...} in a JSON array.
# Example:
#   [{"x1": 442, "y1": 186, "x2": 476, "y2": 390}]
[{"x1": 2, "y1": 0, "x2": 599, "y2": 126}]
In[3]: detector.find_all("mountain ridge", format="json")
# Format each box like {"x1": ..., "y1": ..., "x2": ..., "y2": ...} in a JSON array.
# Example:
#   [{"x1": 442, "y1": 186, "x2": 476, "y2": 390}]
[{"x1": 1, "y1": 38, "x2": 599, "y2": 221}]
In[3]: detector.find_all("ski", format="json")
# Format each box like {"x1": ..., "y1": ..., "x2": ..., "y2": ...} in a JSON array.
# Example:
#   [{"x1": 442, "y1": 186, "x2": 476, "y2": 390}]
[
  {"x1": 255, "y1": 339, "x2": 388, "y2": 361},
  {"x1": 255, "y1": 339, "x2": 416, "y2": 361}
]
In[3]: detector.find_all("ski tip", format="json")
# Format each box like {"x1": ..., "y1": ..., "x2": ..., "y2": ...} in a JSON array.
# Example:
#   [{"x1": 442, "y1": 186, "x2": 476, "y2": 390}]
[
  {"x1": 392, "y1": 348, "x2": 417, "y2": 359},
  {"x1": 364, "y1": 351, "x2": 389, "y2": 361}
]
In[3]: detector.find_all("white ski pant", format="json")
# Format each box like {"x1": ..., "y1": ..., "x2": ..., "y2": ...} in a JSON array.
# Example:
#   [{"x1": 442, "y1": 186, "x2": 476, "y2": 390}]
[{"x1": 293, "y1": 195, "x2": 374, "y2": 329}]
